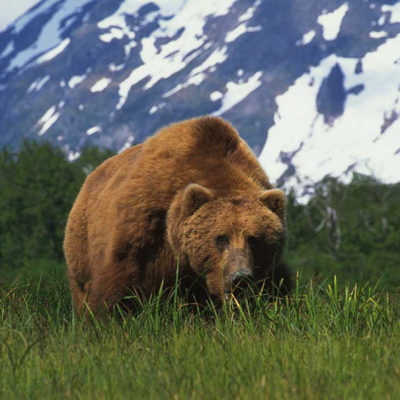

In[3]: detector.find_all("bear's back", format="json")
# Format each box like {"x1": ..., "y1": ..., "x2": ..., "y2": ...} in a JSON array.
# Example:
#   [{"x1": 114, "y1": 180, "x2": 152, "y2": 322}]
[
  {"x1": 84, "y1": 117, "x2": 270, "y2": 201},
  {"x1": 130, "y1": 116, "x2": 272, "y2": 194},
  {"x1": 82, "y1": 144, "x2": 143, "y2": 208}
]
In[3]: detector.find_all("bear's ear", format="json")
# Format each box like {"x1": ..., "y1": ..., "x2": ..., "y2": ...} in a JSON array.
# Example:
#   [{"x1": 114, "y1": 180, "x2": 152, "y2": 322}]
[
  {"x1": 182, "y1": 183, "x2": 213, "y2": 217},
  {"x1": 260, "y1": 189, "x2": 286, "y2": 218}
]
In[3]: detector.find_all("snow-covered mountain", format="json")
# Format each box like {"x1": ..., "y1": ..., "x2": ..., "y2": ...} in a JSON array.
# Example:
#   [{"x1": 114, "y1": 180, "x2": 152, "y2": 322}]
[{"x1": 0, "y1": 0, "x2": 399, "y2": 193}]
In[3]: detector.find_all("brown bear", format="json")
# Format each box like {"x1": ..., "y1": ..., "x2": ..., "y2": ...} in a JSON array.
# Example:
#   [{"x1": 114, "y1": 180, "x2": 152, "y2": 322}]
[{"x1": 64, "y1": 116, "x2": 291, "y2": 313}]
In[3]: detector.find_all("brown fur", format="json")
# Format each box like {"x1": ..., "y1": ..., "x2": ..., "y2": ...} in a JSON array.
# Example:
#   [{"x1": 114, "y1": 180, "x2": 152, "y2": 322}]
[{"x1": 64, "y1": 116, "x2": 291, "y2": 313}]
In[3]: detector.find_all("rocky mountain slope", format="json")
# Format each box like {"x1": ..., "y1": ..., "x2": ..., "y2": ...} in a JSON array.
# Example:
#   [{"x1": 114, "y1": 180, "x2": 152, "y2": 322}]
[{"x1": 0, "y1": 0, "x2": 399, "y2": 192}]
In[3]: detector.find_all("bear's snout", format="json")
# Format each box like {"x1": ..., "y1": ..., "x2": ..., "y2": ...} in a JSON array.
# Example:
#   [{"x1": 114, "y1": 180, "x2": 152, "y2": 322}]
[
  {"x1": 230, "y1": 269, "x2": 253, "y2": 293},
  {"x1": 223, "y1": 248, "x2": 253, "y2": 294},
  {"x1": 231, "y1": 269, "x2": 252, "y2": 282}
]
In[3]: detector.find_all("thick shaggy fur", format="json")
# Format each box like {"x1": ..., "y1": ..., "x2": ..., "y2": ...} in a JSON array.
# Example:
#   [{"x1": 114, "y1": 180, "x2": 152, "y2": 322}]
[{"x1": 64, "y1": 116, "x2": 291, "y2": 313}]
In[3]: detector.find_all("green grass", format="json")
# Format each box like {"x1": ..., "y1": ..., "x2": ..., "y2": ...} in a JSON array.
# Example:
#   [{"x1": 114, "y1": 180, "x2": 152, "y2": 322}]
[{"x1": 1, "y1": 269, "x2": 400, "y2": 400}]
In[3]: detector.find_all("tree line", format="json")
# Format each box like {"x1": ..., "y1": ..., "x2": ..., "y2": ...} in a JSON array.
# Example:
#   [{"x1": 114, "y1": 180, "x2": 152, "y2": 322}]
[
  {"x1": 0, "y1": 140, "x2": 399, "y2": 288},
  {"x1": 0, "y1": 141, "x2": 113, "y2": 270}
]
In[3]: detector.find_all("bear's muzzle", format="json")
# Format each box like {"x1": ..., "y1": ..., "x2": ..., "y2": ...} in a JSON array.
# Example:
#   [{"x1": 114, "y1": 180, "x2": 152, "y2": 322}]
[{"x1": 223, "y1": 248, "x2": 254, "y2": 294}]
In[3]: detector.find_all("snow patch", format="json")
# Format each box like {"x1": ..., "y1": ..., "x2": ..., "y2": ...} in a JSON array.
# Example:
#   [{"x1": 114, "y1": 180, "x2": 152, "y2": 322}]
[
  {"x1": 68, "y1": 151, "x2": 81, "y2": 161},
  {"x1": 190, "y1": 46, "x2": 227, "y2": 76},
  {"x1": 382, "y1": 4, "x2": 400, "y2": 24},
  {"x1": 370, "y1": 31, "x2": 388, "y2": 39},
  {"x1": 0, "y1": 41, "x2": 14, "y2": 58},
  {"x1": 259, "y1": 33, "x2": 400, "y2": 192},
  {"x1": 225, "y1": 23, "x2": 261, "y2": 43},
  {"x1": 296, "y1": 30, "x2": 316, "y2": 46},
  {"x1": 124, "y1": 41, "x2": 138, "y2": 57},
  {"x1": 27, "y1": 76, "x2": 50, "y2": 92},
  {"x1": 68, "y1": 74, "x2": 86, "y2": 89},
  {"x1": 149, "y1": 105, "x2": 158, "y2": 114},
  {"x1": 91, "y1": 78, "x2": 111, "y2": 93},
  {"x1": 99, "y1": 27, "x2": 125, "y2": 42},
  {"x1": 118, "y1": 135, "x2": 135, "y2": 153},
  {"x1": 141, "y1": 10, "x2": 159, "y2": 26},
  {"x1": 163, "y1": 73, "x2": 206, "y2": 98},
  {"x1": 99, "y1": 23, "x2": 136, "y2": 56},
  {"x1": 238, "y1": 0, "x2": 261, "y2": 22},
  {"x1": 149, "y1": 102, "x2": 166, "y2": 114},
  {"x1": 97, "y1": 1, "x2": 156, "y2": 54},
  {"x1": 0, "y1": 0, "x2": 41, "y2": 33},
  {"x1": 163, "y1": 46, "x2": 228, "y2": 98},
  {"x1": 87, "y1": 126, "x2": 102, "y2": 135},
  {"x1": 7, "y1": 0, "x2": 90, "y2": 71},
  {"x1": 36, "y1": 38, "x2": 70, "y2": 63},
  {"x1": 109, "y1": 63, "x2": 125, "y2": 72},
  {"x1": 210, "y1": 91, "x2": 223, "y2": 101},
  {"x1": 115, "y1": 0, "x2": 237, "y2": 109},
  {"x1": 214, "y1": 71, "x2": 263, "y2": 115},
  {"x1": 317, "y1": 3, "x2": 349, "y2": 41},
  {"x1": 37, "y1": 106, "x2": 60, "y2": 136},
  {"x1": 12, "y1": 0, "x2": 61, "y2": 34},
  {"x1": 378, "y1": 15, "x2": 386, "y2": 26}
]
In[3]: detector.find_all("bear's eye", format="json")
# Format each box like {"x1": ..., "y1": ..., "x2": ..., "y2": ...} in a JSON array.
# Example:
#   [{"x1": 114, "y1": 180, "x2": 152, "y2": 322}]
[{"x1": 215, "y1": 235, "x2": 230, "y2": 252}]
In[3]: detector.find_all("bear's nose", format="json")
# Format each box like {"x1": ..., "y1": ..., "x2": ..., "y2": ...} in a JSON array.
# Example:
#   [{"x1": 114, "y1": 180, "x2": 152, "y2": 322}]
[
  {"x1": 231, "y1": 269, "x2": 252, "y2": 282},
  {"x1": 231, "y1": 269, "x2": 253, "y2": 291}
]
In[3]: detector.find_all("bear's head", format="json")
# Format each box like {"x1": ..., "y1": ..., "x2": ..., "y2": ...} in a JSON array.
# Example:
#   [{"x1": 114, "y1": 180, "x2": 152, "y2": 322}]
[{"x1": 167, "y1": 183, "x2": 286, "y2": 303}]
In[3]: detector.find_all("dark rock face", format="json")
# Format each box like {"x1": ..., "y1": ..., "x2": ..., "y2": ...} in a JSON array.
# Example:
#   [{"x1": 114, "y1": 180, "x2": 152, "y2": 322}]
[{"x1": 317, "y1": 64, "x2": 346, "y2": 125}]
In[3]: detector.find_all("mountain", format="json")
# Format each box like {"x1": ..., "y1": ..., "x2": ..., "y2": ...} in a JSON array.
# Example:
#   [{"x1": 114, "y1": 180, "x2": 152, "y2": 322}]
[{"x1": 0, "y1": 0, "x2": 399, "y2": 194}]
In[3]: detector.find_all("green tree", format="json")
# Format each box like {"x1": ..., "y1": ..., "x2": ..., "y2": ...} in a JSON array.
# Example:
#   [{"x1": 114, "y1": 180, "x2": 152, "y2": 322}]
[
  {"x1": 286, "y1": 174, "x2": 400, "y2": 288},
  {"x1": 0, "y1": 140, "x2": 114, "y2": 269}
]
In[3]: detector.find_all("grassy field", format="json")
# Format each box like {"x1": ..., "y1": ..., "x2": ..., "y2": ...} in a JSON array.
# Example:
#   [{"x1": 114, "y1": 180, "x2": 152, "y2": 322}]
[{"x1": 1, "y1": 265, "x2": 400, "y2": 400}]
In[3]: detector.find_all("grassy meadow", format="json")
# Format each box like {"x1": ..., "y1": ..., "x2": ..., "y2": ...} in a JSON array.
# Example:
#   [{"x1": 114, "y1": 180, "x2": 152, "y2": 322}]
[
  {"x1": 1, "y1": 263, "x2": 400, "y2": 400},
  {"x1": 1, "y1": 141, "x2": 400, "y2": 399}
]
